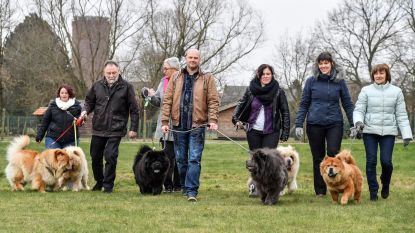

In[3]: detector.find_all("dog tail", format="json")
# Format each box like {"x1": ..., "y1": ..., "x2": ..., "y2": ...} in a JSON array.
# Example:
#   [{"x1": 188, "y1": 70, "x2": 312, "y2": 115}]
[
  {"x1": 337, "y1": 150, "x2": 357, "y2": 165},
  {"x1": 6, "y1": 135, "x2": 30, "y2": 162}
]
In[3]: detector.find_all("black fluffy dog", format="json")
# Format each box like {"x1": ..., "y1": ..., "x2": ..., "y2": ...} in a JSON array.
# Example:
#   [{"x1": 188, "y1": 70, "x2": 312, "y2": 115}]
[
  {"x1": 246, "y1": 148, "x2": 288, "y2": 205},
  {"x1": 133, "y1": 145, "x2": 170, "y2": 195}
]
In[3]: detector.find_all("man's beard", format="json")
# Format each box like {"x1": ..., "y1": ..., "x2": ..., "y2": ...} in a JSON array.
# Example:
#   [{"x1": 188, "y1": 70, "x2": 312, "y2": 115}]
[{"x1": 106, "y1": 76, "x2": 119, "y2": 85}]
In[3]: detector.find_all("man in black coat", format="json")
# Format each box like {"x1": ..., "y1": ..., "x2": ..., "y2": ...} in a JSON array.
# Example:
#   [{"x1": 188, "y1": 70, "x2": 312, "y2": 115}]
[{"x1": 81, "y1": 60, "x2": 139, "y2": 193}]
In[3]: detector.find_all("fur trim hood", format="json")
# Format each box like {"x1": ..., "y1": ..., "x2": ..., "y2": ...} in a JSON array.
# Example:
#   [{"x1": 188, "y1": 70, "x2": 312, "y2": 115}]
[{"x1": 312, "y1": 64, "x2": 346, "y2": 83}]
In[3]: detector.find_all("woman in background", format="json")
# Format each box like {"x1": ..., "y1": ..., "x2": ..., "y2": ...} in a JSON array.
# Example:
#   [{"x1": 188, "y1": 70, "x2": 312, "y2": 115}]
[
  {"x1": 36, "y1": 84, "x2": 81, "y2": 148},
  {"x1": 147, "y1": 57, "x2": 181, "y2": 192}
]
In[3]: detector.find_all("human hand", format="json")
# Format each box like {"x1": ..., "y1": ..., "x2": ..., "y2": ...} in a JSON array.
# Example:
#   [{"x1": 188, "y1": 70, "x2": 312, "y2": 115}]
[
  {"x1": 128, "y1": 131, "x2": 137, "y2": 139},
  {"x1": 280, "y1": 134, "x2": 289, "y2": 142},
  {"x1": 350, "y1": 121, "x2": 364, "y2": 139},
  {"x1": 235, "y1": 121, "x2": 245, "y2": 130},
  {"x1": 208, "y1": 122, "x2": 218, "y2": 131},
  {"x1": 80, "y1": 111, "x2": 88, "y2": 121},
  {"x1": 147, "y1": 88, "x2": 156, "y2": 97},
  {"x1": 403, "y1": 138, "x2": 411, "y2": 148},
  {"x1": 295, "y1": 128, "x2": 303, "y2": 139},
  {"x1": 162, "y1": 125, "x2": 169, "y2": 134}
]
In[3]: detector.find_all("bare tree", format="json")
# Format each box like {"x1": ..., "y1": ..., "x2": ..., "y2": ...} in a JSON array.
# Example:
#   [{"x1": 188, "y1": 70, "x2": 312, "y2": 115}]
[
  {"x1": 273, "y1": 32, "x2": 318, "y2": 136},
  {"x1": 34, "y1": 0, "x2": 147, "y2": 89},
  {"x1": 315, "y1": 0, "x2": 406, "y2": 87},
  {"x1": 132, "y1": 0, "x2": 264, "y2": 89},
  {"x1": 0, "y1": 0, "x2": 14, "y2": 111}
]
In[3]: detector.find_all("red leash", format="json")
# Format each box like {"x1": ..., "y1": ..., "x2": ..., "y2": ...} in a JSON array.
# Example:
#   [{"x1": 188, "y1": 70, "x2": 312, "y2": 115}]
[{"x1": 49, "y1": 121, "x2": 76, "y2": 146}]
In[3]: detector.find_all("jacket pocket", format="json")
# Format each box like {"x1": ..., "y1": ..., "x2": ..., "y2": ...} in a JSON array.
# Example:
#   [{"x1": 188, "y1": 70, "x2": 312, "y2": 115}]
[{"x1": 111, "y1": 115, "x2": 126, "y2": 132}]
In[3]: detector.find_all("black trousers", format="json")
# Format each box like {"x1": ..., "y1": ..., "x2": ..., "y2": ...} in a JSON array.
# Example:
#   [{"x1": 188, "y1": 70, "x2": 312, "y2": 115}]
[
  {"x1": 306, "y1": 123, "x2": 343, "y2": 195},
  {"x1": 161, "y1": 140, "x2": 181, "y2": 190},
  {"x1": 246, "y1": 129, "x2": 280, "y2": 150},
  {"x1": 90, "y1": 135, "x2": 122, "y2": 190}
]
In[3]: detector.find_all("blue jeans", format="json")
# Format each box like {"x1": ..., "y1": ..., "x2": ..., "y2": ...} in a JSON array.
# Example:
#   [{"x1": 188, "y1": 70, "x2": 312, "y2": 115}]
[
  {"x1": 363, "y1": 133, "x2": 395, "y2": 195},
  {"x1": 173, "y1": 127, "x2": 206, "y2": 197},
  {"x1": 45, "y1": 137, "x2": 79, "y2": 149}
]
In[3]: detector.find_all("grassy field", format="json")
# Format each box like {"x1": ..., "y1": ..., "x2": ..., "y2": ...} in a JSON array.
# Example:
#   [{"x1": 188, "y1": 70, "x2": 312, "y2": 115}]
[{"x1": 0, "y1": 138, "x2": 414, "y2": 233}]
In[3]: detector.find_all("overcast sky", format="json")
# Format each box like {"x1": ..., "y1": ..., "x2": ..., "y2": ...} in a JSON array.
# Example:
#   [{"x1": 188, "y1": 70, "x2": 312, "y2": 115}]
[{"x1": 232, "y1": 0, "x2": 343, "y2": 85}]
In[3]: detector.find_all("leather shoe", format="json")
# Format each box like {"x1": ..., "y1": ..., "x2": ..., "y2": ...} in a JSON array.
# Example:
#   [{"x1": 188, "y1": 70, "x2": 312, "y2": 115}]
[
  {"x1": 103, "y1": 188, "x2": 113, "y2": 193},
  {"x1": 92, "y1": 183, "x2": 103, "y2": 191}
]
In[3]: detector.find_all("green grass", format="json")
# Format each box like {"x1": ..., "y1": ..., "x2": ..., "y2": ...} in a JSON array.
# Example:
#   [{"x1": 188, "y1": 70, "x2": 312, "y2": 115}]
[{"x1": 0, "y1": 138, "x2": 414, "y2": 233}]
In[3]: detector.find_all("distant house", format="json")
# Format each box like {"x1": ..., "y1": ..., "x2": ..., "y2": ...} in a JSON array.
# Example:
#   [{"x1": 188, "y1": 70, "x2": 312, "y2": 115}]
[{"x1": 218, "y1": 86, "x2": 247, "y2": 139}]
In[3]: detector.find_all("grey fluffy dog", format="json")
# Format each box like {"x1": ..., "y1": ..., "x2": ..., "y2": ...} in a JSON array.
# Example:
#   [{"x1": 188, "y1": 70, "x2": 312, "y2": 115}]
[{"x1": 246, "y1": 148, "x2": 288, "y2": 205}]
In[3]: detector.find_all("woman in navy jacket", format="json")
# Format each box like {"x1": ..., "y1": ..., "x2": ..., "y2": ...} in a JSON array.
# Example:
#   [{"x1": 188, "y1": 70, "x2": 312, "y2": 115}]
[{"x1": 295, "y1": 52, "x2": 354, "y2": 196}]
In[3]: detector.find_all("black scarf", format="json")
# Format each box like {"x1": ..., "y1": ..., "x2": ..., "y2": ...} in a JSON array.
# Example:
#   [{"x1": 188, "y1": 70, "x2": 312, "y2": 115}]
[{"x1": 249, "y1": 78, "x2": 279, "y2": 106}]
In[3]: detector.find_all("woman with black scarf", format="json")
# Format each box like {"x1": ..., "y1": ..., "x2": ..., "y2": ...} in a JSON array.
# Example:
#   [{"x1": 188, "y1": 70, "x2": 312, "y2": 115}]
[{"x1": 232, "y1": 64, "x2": 290, "y2": 150}]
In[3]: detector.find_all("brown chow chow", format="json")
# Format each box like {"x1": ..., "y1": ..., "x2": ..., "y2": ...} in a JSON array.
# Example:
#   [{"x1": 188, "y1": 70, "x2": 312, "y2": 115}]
[
  {"x1": 5, "y1": 135, "x2": 72, "y2": 192},
  {"x1": 320, "y1": 150, "x2": 363, "y2": 205},
  {"x1": 59, "y1": 146, "x2": 90, "y2": 191}
]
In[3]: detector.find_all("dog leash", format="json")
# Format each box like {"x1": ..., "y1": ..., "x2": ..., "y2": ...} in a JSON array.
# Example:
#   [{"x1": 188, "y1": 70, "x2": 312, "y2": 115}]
[
  {"x1": 162, "y1": 124, "x2": 250, "y2": 152},
  {"x1": 50, "y1": 111, "x2": 81, "y2": 147}
]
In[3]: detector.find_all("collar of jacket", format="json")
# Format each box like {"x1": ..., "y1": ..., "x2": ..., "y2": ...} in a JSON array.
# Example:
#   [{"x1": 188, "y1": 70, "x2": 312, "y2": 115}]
[
  {"x1": 312, "y1": 64, "x2": 345, "y2": 83},
  {"x1": 181, "y1": 66, "x2": 207, "y2": 76},
  {"x1": 100, "y1": 75, "x2": 124, "y2": 87},
  {"x1": 373, "y1": 81, "x2": 390, "y2": 90}
]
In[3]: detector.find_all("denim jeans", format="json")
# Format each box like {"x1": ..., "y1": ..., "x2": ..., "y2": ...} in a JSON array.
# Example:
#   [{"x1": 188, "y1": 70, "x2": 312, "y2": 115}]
[
  {"x1": 363, "y1": 133, "x2": 395, "y2": 195},
  {"x1": 45, "y1": 137, "x2": 79, "y2": 149},
  {"x1": 306, "y1": 123, "x2": 343, "y2": 195},
  {"x1": 173, "y1": 127, "x2": 206, "y2": 197}
]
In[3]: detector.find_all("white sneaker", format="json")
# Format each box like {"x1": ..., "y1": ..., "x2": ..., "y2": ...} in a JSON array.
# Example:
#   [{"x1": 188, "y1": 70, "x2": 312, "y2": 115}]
[{"x1": 187, "y1": 196, "x2": 197, "y2": 202}]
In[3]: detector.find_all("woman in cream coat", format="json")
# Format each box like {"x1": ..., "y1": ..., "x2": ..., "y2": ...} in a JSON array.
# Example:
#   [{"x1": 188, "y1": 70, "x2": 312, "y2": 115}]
[{"x1": 353, "y1": 63, "x2": 413, "y2": 201}]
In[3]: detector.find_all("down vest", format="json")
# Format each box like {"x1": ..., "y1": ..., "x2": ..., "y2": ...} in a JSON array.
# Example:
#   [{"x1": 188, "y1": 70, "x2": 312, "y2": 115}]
[{"x1": 353, "y1": 82, "x2": 413, "y2": 139}]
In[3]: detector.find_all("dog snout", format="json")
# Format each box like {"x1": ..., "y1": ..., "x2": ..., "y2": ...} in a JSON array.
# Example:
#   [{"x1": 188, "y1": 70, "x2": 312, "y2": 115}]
[{"x1": 328, "y1": 167, "x2": 336, "y2": 177}]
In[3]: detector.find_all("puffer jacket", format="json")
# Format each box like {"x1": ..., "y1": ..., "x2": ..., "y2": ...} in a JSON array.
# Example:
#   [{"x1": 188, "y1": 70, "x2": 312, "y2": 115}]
[
  {"x1": 36, "y1": 99, "x2": 81, "y2": 144},
  {"x1": 295, "y1": 67, "x2": 354, "y2": 127},
  {"x1": 353, "y1": 82, "x2": 413, "y2": 139},
  {"x1": 161, "y1": 68, "x2": 219, "y2": 127},
  {"x1": 232, "y1": 86, "x2": 290, "y2": 138},
  {"x1": 84, "y1": 76, "x2": 140, "y2": 137}
]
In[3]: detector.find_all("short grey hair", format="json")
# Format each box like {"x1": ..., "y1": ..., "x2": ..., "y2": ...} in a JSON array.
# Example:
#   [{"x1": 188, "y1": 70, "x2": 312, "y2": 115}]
[
  {"x1": 164, "y1": 57, "x2": 180, "y2": 70},
  {"x1": 104, "y1": 60, "x2": 119, "y2": 68}
]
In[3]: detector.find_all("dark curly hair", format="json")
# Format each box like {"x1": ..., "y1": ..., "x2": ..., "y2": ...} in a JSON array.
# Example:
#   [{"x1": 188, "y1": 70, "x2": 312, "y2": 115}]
[{"x1": 56, "y1": 84, "x2": 75, "y2": 98}]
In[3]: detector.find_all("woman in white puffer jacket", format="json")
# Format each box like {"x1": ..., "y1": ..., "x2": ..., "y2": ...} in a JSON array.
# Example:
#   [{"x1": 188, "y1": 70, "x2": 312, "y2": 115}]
[{"x1": 353, "y1": 63, "x2": 413, "y2": 201}]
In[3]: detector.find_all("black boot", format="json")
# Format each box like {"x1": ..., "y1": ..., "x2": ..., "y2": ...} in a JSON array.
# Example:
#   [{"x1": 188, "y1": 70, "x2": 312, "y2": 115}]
[
  {"x1": 370, "y1": 190, "x2": 378, "y2": 201},
  {"x1": 381, "y1": 185, "x2": 389, "y2": 199}
]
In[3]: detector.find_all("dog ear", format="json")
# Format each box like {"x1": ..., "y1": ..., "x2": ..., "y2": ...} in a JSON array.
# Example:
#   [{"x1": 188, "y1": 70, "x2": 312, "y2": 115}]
[
  {"x1": 54, "y1": 149, "x2": 68, "y2": 161},
  {"x1": 323, "y1": 155, "x2": 329, "y2": 160}
]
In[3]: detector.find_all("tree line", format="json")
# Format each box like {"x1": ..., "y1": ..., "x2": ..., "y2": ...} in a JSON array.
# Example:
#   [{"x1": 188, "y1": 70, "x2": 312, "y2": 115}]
[{"x1": 0, "y1": 0, "x2": 414, "y2": 133}]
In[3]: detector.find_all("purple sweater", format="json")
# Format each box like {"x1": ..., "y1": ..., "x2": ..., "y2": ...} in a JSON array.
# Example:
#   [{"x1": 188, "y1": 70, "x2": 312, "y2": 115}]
[{"x1": 247, "y1": 97, "x2": 273, "y2": 134}]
